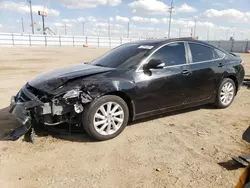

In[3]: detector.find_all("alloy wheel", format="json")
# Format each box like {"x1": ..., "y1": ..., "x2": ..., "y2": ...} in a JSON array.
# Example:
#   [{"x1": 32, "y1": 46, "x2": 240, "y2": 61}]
[
  {"x1": 220, "y1": 82, "x2": 235, "y2": 106},
  {"x1": 93, "y1": 102, "x2": 124, "y2": 136}
]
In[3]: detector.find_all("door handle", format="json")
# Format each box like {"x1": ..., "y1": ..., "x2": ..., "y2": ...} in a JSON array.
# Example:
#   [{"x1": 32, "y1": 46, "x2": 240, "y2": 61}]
[
  {"x1": 182, "y1": 70, "x2": 191, "y2": 76},
  {"x1": 218, "y1": 62, "x2": 224, "y2": 67}
]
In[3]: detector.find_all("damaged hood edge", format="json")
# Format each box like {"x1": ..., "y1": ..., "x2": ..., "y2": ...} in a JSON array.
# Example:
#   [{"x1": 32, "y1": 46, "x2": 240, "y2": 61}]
[{"x1": 28, "y1": 64, "x2": 114, "y2": 93}]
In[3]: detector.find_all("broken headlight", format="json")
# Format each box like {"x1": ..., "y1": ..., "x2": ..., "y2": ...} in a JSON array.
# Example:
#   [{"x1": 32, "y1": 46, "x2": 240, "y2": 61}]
[
  {"x1": 63, "y1": 89, "x2": 81, "y2": 99},
  {"x1": 62, "y1": 89, "x2": 81, "y2": 105}
]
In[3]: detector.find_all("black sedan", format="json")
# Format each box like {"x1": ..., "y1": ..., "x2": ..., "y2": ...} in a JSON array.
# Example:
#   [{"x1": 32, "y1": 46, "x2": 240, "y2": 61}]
[{"x1": 7, "y1": 38, "x2": 245, "y2": 141}]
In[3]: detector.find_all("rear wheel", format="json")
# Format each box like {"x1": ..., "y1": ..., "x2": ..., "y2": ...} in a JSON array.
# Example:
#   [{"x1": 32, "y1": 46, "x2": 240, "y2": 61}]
[
  {"x1": 82, "y1": 95, "x2": 129, "y2": 141},
  {"x1": 215, "y1": 78, "x2": 236, "y2": 108}
]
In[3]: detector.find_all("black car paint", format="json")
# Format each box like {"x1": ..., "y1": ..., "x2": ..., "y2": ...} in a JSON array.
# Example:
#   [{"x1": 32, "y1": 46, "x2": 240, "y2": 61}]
[{"x1": 6, "y1": 38, "x2": 245, "y2": 141}]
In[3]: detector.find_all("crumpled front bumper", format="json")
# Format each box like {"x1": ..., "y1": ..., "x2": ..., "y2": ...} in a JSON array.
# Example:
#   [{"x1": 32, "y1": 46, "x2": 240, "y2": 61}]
[{"x1": 5, "y1": 96, "x2": 32, "y2": 140}]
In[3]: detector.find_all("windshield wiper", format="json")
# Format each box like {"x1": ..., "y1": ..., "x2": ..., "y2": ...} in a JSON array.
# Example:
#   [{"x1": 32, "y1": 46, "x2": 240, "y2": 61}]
[{"x1": 94, "y1": 64, "x2": 109, "y2": 67}]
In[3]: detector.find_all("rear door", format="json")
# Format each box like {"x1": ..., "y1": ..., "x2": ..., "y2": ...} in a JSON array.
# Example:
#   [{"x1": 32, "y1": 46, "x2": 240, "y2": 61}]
[{"x1": 186, "y1": 42, "x2": 226, "y2": 103}]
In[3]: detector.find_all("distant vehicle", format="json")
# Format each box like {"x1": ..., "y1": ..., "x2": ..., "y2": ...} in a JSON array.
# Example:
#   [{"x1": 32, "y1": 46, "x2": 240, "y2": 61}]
[{"x1": 7, "y1": 38, "x2": 245, "y2": 141}]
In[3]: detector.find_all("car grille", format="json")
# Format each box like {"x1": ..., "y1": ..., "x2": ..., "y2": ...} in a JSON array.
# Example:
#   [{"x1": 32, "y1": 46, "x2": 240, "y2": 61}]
[
  {"x1": 16, "y1": 84, "x2": 48, "y2": 103},
  {"x1": 25, "y1": 84, "x2": 46, "y2": 99},
  {"x1": 17, "y1": 89, "x2": 30, "y2": 102}
]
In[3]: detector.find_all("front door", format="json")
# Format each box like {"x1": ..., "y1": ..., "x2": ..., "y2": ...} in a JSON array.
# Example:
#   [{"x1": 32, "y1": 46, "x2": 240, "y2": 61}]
[{"x1": 134, "y1": 42, "x2": 191, "y2": 115}]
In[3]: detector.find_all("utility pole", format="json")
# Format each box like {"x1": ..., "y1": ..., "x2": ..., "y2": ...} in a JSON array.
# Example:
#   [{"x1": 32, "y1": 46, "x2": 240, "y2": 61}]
[
  {"x1": 21, "y1": 17, "x2": 24, "y2": 33},
  {"x1": 193, "y1": 17, "x2": 197, "y2": 38},
  {"x1": 64, "y1": 23, "x2": 67, "y2": 35},
  {"x1": 42, "y1": 15, "x2": 45, "y2": 35},
  {"x1": 127, "y1": 22, "x2": 130, "y2": 38},
  {"x1": 98, "y1": 25, "x2": 100, "y2": 37},
  {"x1": 82, "y1": 22, "x2": 85, "y2": 36},
  {"x1": 190, "y1": 28, "x2": 193, "y2": 37},
  {"x1": 108, "y1": 19, "x2": 110, "y2": 38},
  {"x1": 226, "y1": 27, "x2": 233, "y2": 40},
  {"x1": 38, "y1": 11, "x2": 47, "y2": 35},
  {"x1": 27, "y1": 0, "x2": 34, "y2": 34},
  {"x1": 168, "y1": 0, "x2": 174, "y2": 38}
]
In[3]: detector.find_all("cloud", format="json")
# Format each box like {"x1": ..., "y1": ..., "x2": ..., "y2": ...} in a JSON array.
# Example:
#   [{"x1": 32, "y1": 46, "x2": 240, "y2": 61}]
[
  {"x1": 116, "y1": 16, "x2": 130, "y2": 22},
  {"x1": 59, "y1": 0, "x2": 121, "y2": 9},
  {"x1": 131, "y1": 16, "x2": 217, "y2": 28},
  {"x1": 175, "y1": 3, "x2": 197, "y2": 13},
  {"x1": 132, "y1": 16, "x2": 161, "y2": 24},
  {"x1": 60, "y1": 16, "x2": 98, "y2": 23},
  {"x1": 212, "y1": 2, "x2": 224, "y2": 7},
  {"x1": 0, "y1": 1, "x2": 60, "y2": 16},
  {"x1": 129, "y1": 0, "x2": 196, "y2": 15},
  {"x1": 108, "y1": 0, "x2": 121, "y2": 6},
  {"x1": 201, "y1": 9, "x2": 250, "y2": 23},
  {"x1": 53, "y1": 22, "x2": 73, "y2": 27}
]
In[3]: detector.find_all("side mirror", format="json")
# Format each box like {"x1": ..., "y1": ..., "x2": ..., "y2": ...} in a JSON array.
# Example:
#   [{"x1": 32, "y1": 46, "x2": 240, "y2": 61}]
[{"x1": 143, "y1": 59, "x2": 165, "y2": 70}]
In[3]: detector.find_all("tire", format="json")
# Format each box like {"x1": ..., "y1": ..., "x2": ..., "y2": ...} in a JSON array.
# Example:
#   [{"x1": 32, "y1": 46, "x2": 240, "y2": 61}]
[
  {"x1": 82, "y1": 95, "x2": 129, "y2": 141},
  {"x1": 214, "y1": 78, "x2": 236, "y2": 109}
]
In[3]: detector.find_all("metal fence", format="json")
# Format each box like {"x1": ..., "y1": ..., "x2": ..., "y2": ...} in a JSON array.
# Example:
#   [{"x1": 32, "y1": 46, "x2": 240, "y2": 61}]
[
  {"x1": 0, "y1": 32, "x2": 141, "y2": 48},
  {"x1": 0, "y1": 32, "x2": 250, "y2": 53},
  {"x1": 206, "y1": 40, "x2": 250, "y2": 53}
]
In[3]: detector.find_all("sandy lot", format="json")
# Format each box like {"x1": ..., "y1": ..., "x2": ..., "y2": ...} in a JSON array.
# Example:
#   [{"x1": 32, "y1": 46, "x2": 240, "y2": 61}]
[{"x1": 0, "y1": 47, "x2": 250, "y2": 188}]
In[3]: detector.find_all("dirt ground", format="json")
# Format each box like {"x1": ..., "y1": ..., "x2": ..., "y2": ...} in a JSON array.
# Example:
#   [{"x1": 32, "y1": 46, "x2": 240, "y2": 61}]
[{"x1": 0, "y1": 47, "x2": 250, "y2": 188}]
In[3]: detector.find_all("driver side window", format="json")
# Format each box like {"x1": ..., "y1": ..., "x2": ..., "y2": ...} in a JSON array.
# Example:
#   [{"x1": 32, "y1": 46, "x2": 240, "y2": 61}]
[{"x1": 149, "y1": 42, "x2": 186, "y2": 67}]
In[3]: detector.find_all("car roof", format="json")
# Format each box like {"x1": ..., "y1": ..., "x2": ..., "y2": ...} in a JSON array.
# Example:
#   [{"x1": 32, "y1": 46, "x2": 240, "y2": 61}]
[{"x1": 129, "y1": 38, "x2": 214, "y2": 49}]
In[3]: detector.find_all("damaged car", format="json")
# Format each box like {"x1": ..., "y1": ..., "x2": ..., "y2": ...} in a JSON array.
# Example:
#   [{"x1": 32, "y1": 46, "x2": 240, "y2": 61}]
[{"x1": 7, "y1": 38, "x2": 245, "y2": 142}]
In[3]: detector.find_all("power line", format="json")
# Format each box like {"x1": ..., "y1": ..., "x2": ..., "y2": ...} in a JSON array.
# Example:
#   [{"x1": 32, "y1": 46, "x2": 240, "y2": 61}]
[
  {"x1": 168, "y1": 0, "x2": 174, "y2": 38},
  {"x1": 27, "y1": 0, "x2": 34, "y2": 34},
  {"x1": 82, "y1": 22, "x2": 85, "y2": 36}
]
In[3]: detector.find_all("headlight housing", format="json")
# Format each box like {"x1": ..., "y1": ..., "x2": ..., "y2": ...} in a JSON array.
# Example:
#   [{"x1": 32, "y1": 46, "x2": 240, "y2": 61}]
[{"x1": 63, "y1": 89, "x2": 81, "y2": 99}]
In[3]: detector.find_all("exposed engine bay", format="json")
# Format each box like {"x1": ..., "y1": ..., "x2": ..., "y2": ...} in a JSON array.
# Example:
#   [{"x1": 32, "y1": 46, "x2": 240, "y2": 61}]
[{"x1": 8, "y1": 83, "x2": 93, "y2": 142}]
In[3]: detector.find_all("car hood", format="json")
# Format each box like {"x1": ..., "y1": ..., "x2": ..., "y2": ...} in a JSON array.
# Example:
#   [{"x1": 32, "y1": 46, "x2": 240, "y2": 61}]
[{"x1": 28, "y1": 63, "x2": 114, "y2": 93}]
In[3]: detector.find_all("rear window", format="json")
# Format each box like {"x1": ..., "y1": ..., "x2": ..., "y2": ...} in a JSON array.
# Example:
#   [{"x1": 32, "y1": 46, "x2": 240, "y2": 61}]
[{"x1": 189, "y1": 43, "x2": 224, "y2": 63}]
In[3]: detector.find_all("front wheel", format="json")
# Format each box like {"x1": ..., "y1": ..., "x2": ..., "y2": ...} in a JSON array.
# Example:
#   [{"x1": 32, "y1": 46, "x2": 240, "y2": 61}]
[
  {"x1": 82, "y1": 95, "x2": 129, "y2": 141},
  {"x1": 214, "y1": 78, "x2": 236, "y2": 108}
]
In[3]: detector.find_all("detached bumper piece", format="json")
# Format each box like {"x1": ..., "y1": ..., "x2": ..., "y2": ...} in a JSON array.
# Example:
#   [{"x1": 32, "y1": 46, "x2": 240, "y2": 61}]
[
  {"x1": 232, "y1": 155, "x2": 250, "y2": 167},
  {"x1": 7, "y1": 85, "x2": 44, "y2": 142},
  {"x1": 243, "y1": 78, "x2": 250, "y2": 88},
  {"x1": 6, "y1": 98, "x2": 32, "y2": 141}
]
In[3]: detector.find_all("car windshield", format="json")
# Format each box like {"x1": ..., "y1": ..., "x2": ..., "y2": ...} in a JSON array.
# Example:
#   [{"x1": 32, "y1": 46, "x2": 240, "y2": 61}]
[{"x1": 91, "y1": 44, "x2": 153, "y2": 68}]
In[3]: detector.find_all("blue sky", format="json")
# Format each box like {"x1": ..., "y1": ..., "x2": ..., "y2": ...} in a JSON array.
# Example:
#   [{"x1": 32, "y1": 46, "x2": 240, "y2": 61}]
[{"x1": 0, "y1": 0, "x2": 250, "y2": 40}]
